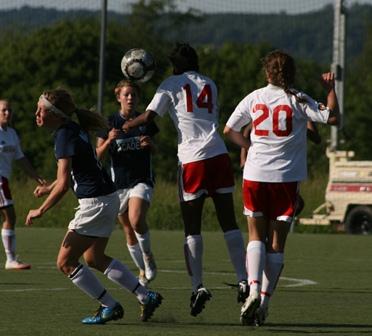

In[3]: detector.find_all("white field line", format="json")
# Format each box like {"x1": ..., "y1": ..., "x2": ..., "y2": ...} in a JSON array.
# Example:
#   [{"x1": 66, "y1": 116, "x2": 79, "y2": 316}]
[{"x1": 0, "y1": 267, "x2": 317, "y2": 292}]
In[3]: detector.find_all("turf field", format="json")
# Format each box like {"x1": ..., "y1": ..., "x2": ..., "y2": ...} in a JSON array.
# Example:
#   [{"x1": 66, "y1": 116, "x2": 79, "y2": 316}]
[{"x1": 1, "y1": 228, "x2": 372, "y2": 336}]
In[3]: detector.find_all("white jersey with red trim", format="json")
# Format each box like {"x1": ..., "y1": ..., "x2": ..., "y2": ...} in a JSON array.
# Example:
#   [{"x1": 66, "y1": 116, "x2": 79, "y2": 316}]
[
  {"x1": 0, "y1": 126, "x2": 24, "y2": 179},
  {"x1": 146, "y1": 71, "x2": 227, "y2": 164},
  {"x1": 226, "y1": 84, "x2": 330, "y2": 182}
]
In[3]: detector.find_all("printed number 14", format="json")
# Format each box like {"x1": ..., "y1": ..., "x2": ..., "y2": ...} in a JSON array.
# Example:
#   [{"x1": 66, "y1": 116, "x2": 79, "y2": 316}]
[{"x1": 183, "y1": 84, "x2": 213, "y2": 113}]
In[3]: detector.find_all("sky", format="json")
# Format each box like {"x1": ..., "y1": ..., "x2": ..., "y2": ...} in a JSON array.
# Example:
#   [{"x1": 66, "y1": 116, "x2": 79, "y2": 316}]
[{"x1": 1, "y1": 0, "x2": 372, "y2": 14}]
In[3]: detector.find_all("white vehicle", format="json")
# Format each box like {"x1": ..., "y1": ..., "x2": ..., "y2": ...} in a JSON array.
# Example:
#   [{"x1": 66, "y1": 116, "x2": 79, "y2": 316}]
[{"x1": 299, "y1": 149, "x2": 372, "y2": 234}]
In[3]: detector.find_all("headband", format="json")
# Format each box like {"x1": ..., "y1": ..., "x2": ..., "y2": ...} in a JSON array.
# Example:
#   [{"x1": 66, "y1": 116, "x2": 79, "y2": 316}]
[{"x1": 39, "y1": 94, "x2": 69, "y2": 119}]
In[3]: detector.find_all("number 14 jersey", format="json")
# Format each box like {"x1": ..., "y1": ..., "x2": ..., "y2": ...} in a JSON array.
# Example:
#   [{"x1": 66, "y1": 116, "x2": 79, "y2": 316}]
[{"x1": 146, "y1": 71, "x2": 227, "y2": 164}]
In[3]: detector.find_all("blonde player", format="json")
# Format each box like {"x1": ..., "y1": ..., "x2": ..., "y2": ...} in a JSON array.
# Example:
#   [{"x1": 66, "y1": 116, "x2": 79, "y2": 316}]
[
  {"x1": 224, "y1": 50, "x2": 339, "y2": 326},
  {"x1": 123, "y1": 43, "x2": 248, "y2": 316},
  {"x1": 26, "y1": 89, "x2": 162, "y2": 324},
  {"x1": 0, "y1": 99, "x2": 44, "y2": 270}
]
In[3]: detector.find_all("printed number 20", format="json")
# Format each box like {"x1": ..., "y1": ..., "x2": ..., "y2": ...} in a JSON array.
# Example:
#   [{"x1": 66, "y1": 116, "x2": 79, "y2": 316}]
[
  {"x1": 253, "y1": 104, "x2": 293, "y2": 137},
  {"x1": 183, "y1": 84, "x2": 213, "y2": 113}
]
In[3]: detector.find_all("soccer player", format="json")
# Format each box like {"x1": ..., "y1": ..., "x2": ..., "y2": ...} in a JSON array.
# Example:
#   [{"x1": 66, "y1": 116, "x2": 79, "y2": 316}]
[
  {"x1": 96, "y1": 80, "x2": 159, "y2": 286},
  {"x1": 26, "y1": 89, "x2": 162, "y2": 324},
  {"x1": 123, "y1": 43, "x2": 248, "y2": 316},
  {"x1": 0, "y1": 99, "x2": 45, "y2": 270},
  {"x1": 224, "y1": 50, "x2": 339, "y2": 326}
]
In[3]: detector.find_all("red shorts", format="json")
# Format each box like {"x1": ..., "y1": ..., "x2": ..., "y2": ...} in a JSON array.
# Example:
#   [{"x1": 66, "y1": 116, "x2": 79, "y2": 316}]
[
  {"x1": 242, "y1": 179, "x2": 299, "y2": 222},
  {"x1": 179, "y1": 154, "x2": 235, "y2": 201},
  {"x1": 0, "y1": 176, "x2": 13, "y2": 208}
]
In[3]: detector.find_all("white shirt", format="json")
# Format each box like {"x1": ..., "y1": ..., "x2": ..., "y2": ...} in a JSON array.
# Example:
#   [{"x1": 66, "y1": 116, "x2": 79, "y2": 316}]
[
  {"x1": 226, "y1": 84, "x2": 330, "y2": 182},
  {"x1": 0, "y1": 126, "x2": 24, "y2": 179},
  {"x1": 146, "y1": 71, "x2": 227, "y2": 164}
]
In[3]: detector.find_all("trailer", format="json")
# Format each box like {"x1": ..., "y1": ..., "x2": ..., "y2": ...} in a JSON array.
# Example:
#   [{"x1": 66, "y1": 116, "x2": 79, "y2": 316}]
[{"x1": 299, "y1": 149, "x2": 372, "y2": 234}]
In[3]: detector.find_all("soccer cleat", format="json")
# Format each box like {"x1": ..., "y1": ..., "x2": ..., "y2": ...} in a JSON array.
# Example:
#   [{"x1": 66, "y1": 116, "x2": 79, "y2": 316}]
[
  {"x1": 254, "y1": 306, "x2": 269, "y2": 326},
  {"x1": 190, "y1": 286, "x2": 212, "y2": 317},
  {"x1": 81, "y1": 303, "x2": 124, "y2": 325},
  {"x1": 138, "y1": 269, "x2": 149, "y2": 288},
  {"x1": 240, "y1": 292, "x2": 261, "y2": 326},
  {"x1": 237, "y1": 280, "x2": 249, "y2": 303},
  {"x1": 140, "y1": 291, "x2": 163, "y2": 322},
  {"x1": 5, "y1": 258, "x2": 31, "y2": 270},
  {"x1": 143, "y1": 253, "x2": 157, "y2": 282}
]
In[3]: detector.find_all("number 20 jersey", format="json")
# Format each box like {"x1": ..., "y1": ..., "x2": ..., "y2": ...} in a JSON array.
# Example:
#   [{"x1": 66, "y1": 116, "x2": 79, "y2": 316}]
[
  {"x1": 226, "y1": 84, "x2": 330, "y2": 182},
  {"x1": 146, "y1": 71, "x2": 227, "y2": 164}
]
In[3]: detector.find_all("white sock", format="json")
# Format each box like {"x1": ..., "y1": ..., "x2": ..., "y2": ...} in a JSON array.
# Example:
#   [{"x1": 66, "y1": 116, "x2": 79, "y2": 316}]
[
  {"x1": 247, "y1": 240, "x2": 266, "y2": 295},
  {"x1": 261, "y1": 253, "x2": 284, "y2": 308},
  {"x1": 127, "y1": 243, "x2": 145, "y2": 271},
  {"x1": 184, "y1": 235, "x2": 203, "y2": 292},
  {"x1": 1, "y1": 229, "x2": 16, "y2": 262},
  {"x1": 69, "y1": 264, "x2": 117, "y2": 307},
  {"x1": 223, "y1": 229, "x2": 247, "y2": 281},
  {"x1": 134, "y1": 231, "x2": 152, "y2": 256},
  {"x1": 104, "y1": 259, "x2": 148, "y2": 303}
]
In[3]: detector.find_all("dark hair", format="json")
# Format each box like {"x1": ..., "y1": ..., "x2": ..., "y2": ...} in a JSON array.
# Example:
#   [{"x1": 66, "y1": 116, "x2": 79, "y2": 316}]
[{"x1": 169, "y1": 43, "x2": 199, "y2": 74}]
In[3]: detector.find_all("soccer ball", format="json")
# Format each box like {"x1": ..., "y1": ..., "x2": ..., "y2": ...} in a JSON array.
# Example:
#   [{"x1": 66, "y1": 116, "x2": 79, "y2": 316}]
[{"x1": 121, "y1": 48, "x2": 155, "y2": 83}]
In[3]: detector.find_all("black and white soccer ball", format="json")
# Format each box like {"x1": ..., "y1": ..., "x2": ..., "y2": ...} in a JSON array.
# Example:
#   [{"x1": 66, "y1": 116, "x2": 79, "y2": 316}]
[{"x1": 121, "y1": 48, "x2": 155, "y2": 83}]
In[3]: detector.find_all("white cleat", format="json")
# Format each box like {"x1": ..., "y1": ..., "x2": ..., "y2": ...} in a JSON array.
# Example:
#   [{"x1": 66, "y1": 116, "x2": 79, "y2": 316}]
[
  {"x1": 240, "y1": 292, "x2": 261, "y2": 325},
  {"x1": 143, "y1": 253, "x2": 157, "y2": 282},
  {"x1": 5, "y1": 258, "x2": 31, "y2": 270}
]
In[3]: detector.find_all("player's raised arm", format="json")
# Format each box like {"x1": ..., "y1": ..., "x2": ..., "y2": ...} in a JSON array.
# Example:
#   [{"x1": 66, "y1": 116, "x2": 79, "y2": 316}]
[
  {"x1": 122, "y1": 110, "x2": 158, "y2": 132},
  {"x1": 321, "y1": 72, "x2": 340, "y2": 126}
]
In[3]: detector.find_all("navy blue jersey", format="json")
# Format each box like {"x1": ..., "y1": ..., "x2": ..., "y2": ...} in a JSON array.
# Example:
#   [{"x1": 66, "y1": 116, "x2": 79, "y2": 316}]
[
  {"x1": 98, "y1": 112, "x2": 159, "y2": 189},
  {"x1": 54, "y1": 121, "x2": 116, "y2": 198}
]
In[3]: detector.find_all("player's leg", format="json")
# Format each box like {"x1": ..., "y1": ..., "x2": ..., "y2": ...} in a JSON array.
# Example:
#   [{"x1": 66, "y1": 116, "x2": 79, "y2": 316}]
[
  {"x1": 256, "y1": 220, "x2": 288, "y2": 326},
  {"x1": 83, "y1": 234, "x2": 162, "y2": 322},
  {"x1": 256, "y1": 182, "x2": 297, "y2": 326},
  {"x1": 127, "y1": 184, "x2": 157, "y2": 282},
  {"x1": 55, "y1": 230, "x2": 122, "y2": 324},
  {"x1": 212, "y1": 192, "x2": 248, "y2": 302},
  {"x1": 118, "y1": 212, "x2": 147, "y2": 285},
  {"x1": 240, "y1": 180, "x2": 269, "y2": 325},
  {"x1": 181, "y1": 196, "x2": 212, "y2": 316},
  {"x1": 1, "y1": 205, "x2": 31, "y2": 270}
]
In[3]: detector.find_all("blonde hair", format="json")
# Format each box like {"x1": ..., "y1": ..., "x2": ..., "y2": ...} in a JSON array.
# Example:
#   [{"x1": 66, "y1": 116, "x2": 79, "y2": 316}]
[
  {"x1": 42, "y1": 88, "x2": 108, "y2": 131},
  {"x1": 114, "y1": 80, "x2": 140, "y2": 98}
]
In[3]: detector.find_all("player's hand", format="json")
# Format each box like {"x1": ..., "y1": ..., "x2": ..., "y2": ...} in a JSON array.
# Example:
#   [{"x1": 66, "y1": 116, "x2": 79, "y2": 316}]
[
  {"x1": 36, "y1": 177, "x2": 47, "y2": 186},
  {"x1": 108, "y1": 128, "x2": 121, "y2": 141},
  {"x1": 321, "y1": 72, "x2": 335, "y2": 91},
  {"x1": 139, "y1": 135, "x2": 151, "y2": 148},
  {"x1": 33, "y1": 184, "x2": 51, "y2": 198},
  {"x1": 25, "y1": 209, "x2": 42, "y2": 226},
  {"x1": 122, "y1": 122, "x2": 130, "y2": 133}
]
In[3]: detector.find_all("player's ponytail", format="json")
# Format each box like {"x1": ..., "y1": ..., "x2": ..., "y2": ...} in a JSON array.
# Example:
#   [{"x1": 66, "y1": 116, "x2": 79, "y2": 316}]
[
  {"x1": 41, "y1": 88, "x2": 108, "y2": 131},
  {"x1": 74, "y1": 108, "x2": 108, "y2": 132},
  {"x1": 262, "y1": 50, "x2": 307, "y2": 104}
]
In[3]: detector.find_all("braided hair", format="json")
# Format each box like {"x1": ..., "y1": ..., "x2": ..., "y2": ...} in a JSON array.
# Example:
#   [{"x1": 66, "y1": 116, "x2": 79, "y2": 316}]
[{"x1": 262, "y1": 50, "x2": 306, "y2": 103}]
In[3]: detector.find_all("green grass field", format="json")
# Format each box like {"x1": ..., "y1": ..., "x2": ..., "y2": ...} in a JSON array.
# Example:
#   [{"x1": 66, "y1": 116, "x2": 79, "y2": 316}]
[{"x1": 1, "y1": 228, "x2": 372, "y2": 336}]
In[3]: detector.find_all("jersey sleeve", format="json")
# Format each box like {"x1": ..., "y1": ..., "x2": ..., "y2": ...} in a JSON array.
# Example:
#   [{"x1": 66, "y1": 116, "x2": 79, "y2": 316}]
[
  {"x1": 146, "y1": 87, "x2": 172, "y2": 117},
  {"x1": 54, "y1": 127, "x2": 76, "y2": 159},
  {"x1": 226, "y1": 96, "x2": 252, "y2": 131},
  {"x1": 298, "y1": 92, "x2": 330, "y2": 124}
]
